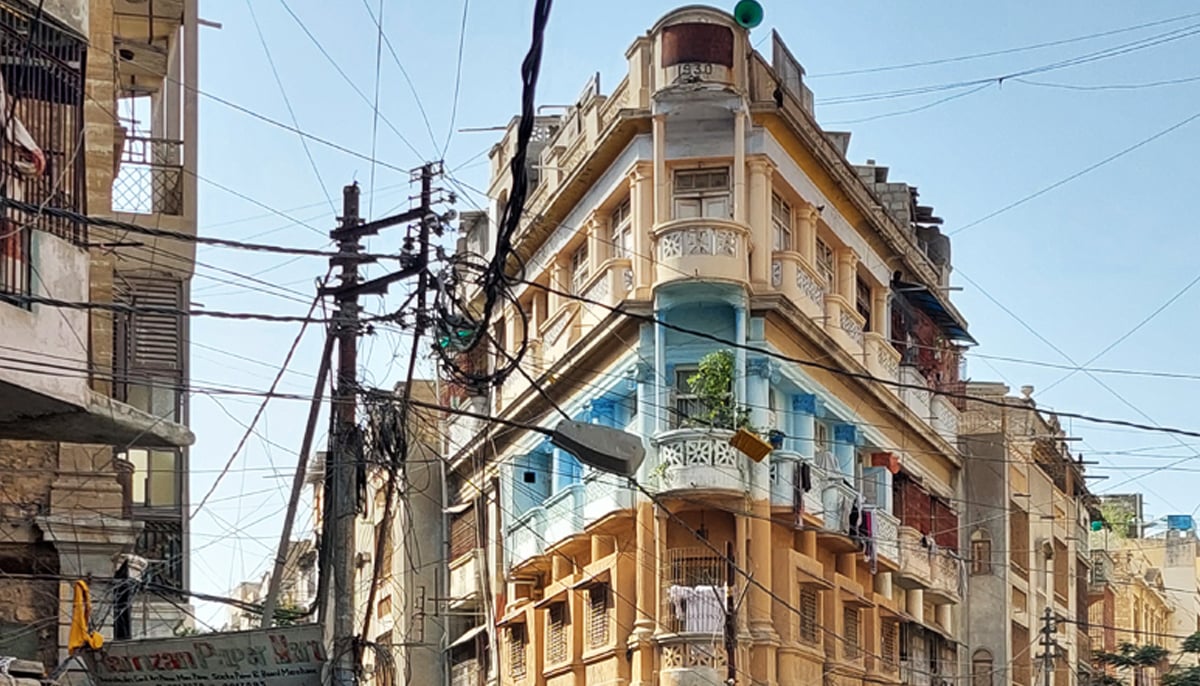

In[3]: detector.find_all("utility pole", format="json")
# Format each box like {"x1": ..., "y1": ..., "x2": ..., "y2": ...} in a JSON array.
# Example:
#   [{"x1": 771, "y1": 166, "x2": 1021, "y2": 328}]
[
  {"x1": 1038, "y1": 606, "x2": 1059, "y2": 686},
  {"x1": 318, "y1": 164, "x2": 445, "y2": 686},
  {"x1": 329, "y1": 183, "x2": 364, "y2": 686}
]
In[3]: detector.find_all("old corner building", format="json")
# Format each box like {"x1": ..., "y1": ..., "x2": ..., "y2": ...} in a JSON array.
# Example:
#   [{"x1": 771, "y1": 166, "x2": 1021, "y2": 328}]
[
  {"x1": 0, "y1": 0, "x2": 199, "y2": 665},
  {"x1": 440, "y1": 6, "x2": 987, "y2": 686}
]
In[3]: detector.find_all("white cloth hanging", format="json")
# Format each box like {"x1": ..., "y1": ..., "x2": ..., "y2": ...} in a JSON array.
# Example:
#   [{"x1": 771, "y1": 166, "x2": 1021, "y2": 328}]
[{"x1": 667, "y1": 584, "x2": 725, "y2": 634}]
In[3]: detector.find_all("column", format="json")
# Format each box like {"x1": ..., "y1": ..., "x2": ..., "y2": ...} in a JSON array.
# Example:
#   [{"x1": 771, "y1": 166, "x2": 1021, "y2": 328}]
[
  {"x1": 797, "y1": 205, "x2": 818, "y2": 267},
  {"x1": 871, "y1": 286, "x2": 889, "y2": 335},
  {"x1": 832, "y1": 423, "x2": 857, "y2": 480},
  {"x1": 655, "y1": 313, "x2": 667, "y2": 434},
  {"x1": 585, "y1": 212, "x2": 603, "y2": 270},
  {"x1": 733, "y1": 111, "x2": 747, "y2": 224},
  {"x1": 652, "y1": 114, "x2": 668, "y2": 225},
  {"x1": 637, "y1": 323, "x2": 655, "y2": 440},
  {"x1": 790, "y1": 394, "x2": 817, "y2": 457},
  {"x1": 629, "y1": 500, "x2": 656, "y2": 686},
  {"x1": 734, "y1": 305, "x2": 747, "y2": 404},
  {"x1": 747, "y1": 158, "x2": 772, "y2": 290},
  {"x1": 836, "y1": 247, "x2": 857, "y2": 302},
  {"x1": 589, "y1": 396, "x2": 617, "y2": 427},
  {"x1": 548, "y1": 261, "x2": 566, "y2": 312},
  {"x1": 632, "y1": 162, "x2": 654, "y2": 295},
  {"x1": 746, "y1": 358, "x2": 780, "y2": 678}
]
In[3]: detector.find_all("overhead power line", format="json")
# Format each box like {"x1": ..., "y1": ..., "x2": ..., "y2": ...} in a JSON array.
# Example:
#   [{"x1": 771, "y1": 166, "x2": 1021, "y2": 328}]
[
  {"x1": 0, "y1": 292, "x2": 402, "y2": 325},
  {"x1": 950, "y1": 106, "x2": 1200, "y2": 237},
  {"x1": 1, "y1": 197, "x2": 402, "y2": 259},
  {"x1": 507, "y1": 278, "x2": 1200, "y2": 441},
  {"x1": 807, "y1": 10, "x2": 1200, "y2": 78}
]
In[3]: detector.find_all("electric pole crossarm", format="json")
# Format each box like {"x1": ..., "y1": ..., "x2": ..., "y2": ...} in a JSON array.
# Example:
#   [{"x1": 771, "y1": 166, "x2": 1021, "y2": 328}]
[
  {"x1": 320, "y1": 260, "x2": 427, "y2": 300},
  {"x1": 330, "y1": 206, "x2": 428, "y2": 241}
]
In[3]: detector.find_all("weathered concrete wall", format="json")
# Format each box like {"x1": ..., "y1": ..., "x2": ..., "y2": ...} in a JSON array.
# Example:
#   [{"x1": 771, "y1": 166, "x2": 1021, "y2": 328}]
[
  {"x1": 962, "y1": 432, "x2": 1011, "y2": 670},
  {"x1": 0, "y1": 543, "x2": 60, "y2": 667},
  {"x1": 0, "y1": 230, "x2": 91, "y2": 407}
]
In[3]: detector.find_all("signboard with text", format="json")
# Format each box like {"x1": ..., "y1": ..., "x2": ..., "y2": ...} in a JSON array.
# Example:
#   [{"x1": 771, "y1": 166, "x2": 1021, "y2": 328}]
[{"x1": 84, "y1": 624, "x2": 326, "y2": 686}]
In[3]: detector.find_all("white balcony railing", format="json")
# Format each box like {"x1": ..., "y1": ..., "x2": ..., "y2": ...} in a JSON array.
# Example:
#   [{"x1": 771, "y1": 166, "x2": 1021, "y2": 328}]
[
  {"x1": 583, "y1": 471, "x2": 634, "y2": 525},
  {"x1": 543, "y1": 483, "x2": 585, "y2": 546},
  {"x1": 869, "y1": 507, "x2": 901, "y2": 564},
  {"x1": 652, "y1": 428, "x2": 747, "y2": 495},
  {"x1": 508, "y1": 508, "x2": 546, "y2": 567}
]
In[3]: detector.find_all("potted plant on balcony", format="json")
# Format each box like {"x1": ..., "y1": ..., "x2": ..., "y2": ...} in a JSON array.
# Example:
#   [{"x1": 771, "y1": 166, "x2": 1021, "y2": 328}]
[{"x1": 686, "y1": 350, "x2": 774, "y2": 462}]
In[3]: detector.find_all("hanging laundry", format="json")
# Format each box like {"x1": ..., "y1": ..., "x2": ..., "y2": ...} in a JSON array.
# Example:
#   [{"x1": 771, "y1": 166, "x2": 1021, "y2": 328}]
[{"x1": 666, "y1": 584, "x2": 725, "y2": 634}]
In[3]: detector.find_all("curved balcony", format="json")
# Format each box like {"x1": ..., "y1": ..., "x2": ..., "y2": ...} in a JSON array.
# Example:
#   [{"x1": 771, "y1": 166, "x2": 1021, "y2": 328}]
[
  {"x1": 657, "y1": 634, "x2": 728, "y2": 686},
  {"x1": 769, "y1": 452, "x2": 826, "y2": 521},
  {"x1": 652, "y1": 218, "x2": 750, "y2": 290},
  {"x1": 652, "y1": 428, "x2": 747, "y2": 496}
]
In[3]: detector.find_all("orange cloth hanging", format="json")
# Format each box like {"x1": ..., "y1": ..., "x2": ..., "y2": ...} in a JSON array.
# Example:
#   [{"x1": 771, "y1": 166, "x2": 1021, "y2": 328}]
[{"x1": 67, "y1": 580, "x2": 104, "y2": 654}]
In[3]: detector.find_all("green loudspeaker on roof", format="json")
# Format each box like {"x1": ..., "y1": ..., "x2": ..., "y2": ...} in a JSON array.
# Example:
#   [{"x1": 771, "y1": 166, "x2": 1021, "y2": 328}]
[{"x1": 733, "y1": 0, "x2": 763, "y2": 29}]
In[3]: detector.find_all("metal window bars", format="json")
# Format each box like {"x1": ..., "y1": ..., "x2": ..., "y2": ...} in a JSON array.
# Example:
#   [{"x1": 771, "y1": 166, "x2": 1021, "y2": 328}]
[{"x1": 0, "y1": 2, "x2": 86, "y2": 247}]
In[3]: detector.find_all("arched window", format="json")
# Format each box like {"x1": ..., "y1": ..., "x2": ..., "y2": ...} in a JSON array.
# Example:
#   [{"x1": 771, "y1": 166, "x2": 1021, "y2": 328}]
[
  {"x1": 972, "y1": 649, "x2": 994, "y2": 686},
  {"x1": 970, "y1": 529, "x2": 992, "y2": 575}
]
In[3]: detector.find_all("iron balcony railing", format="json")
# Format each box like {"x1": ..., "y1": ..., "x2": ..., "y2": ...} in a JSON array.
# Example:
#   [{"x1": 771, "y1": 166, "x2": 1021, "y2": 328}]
[{"x1": 113, "y1": 135, "x2": 184, "y2": 215}]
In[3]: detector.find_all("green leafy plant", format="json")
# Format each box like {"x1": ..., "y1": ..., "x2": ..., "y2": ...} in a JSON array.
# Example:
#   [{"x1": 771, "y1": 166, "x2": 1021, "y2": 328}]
[
  {"x1": 1100, "y1": 502, "x2": 1137, "y2": 539},
  {"x1": 686, "y1": 350, "x2": 750, "y2": 431},
  {"x1": 1095, "y1": 635, "x2": 1200, "y2": 686}
]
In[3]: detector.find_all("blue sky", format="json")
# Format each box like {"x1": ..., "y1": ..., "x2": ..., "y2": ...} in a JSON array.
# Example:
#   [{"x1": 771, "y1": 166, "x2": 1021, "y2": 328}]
[{"x1": 189, "y1": 0, "x2": 1200, "y2": 625}]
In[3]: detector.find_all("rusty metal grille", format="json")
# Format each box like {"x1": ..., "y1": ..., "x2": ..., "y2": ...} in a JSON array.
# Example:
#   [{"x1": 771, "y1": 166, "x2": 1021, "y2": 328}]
[
  {"x1": 882, "y1": 620, "x2": 899, "y2": 667},
  {"x1": 137, "y1": 517, "x2": 184, "y2": 591},
  {"x1": 843, "y1": 605, "x2": 861, "y2": 660},
  {"x1": 507, "y1": 624, "x2": 527, "y2": 679},
  {"x1": 113, "y1": 134, "x2": 183, "y2": 215},
  {"x1": 0, "y1": 2, "x2": 85, "y2": 244},
  {"x1": 0, "y1": 219, "x2": 27, "y2": 297},
  {"x1": 662, "y1": 547, "x2": 726, "y2": 634},
  {"x1": 546, "y1": 602, "x2": 568, "y2": 665},
  {"x1": 586, "y1": 584, "x2": 610, "y2": 648},
  {"x1": 799, "y1": 586, "x2": 820, "y2": 646}
]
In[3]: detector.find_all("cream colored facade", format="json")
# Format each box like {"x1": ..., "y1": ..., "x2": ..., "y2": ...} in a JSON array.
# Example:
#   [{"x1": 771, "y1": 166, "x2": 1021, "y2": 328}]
[
  {"x1": 960, "y1": 384, "x2": 1098, "y2": 686},
  {"x1": 0, "y1": 0, "x2": 199, "y2": 663},
  {"x1": 442, "y1": 7, "x2": 975, "y2": 686}
]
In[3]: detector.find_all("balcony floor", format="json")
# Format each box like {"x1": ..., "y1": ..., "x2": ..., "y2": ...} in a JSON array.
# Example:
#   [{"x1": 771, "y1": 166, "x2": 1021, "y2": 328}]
[{"x1": 0, "y1": 380, "x2": 193, "y2": 447}]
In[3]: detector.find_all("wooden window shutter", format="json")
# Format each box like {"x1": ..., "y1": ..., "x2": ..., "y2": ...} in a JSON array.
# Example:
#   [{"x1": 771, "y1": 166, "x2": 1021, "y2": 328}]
[
  {"x1": 449, "y1": 505, "x2": 477, "y2": 560},
  {"x1": 586, "y1": 584, "x2": 610, "y2": 647},
  {"x1": 114, "y1": 273, "x2": 183, "y2": 371}
]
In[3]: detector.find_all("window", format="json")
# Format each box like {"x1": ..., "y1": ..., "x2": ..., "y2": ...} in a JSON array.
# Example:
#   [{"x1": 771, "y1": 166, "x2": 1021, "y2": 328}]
[
  {"x1": 587, "y1": 584, "x2": 610, "y2": 648},
  {"x1": 843, "y1": 605, "x2": 861, "y2": 660},
  {"x1": 972, "y1": 650, "x2": 994, "y2": 686},
  {"x1": 570, "y1": 244, "x2": 589, "y2": 294},
  {"x1": 671, "y1": 366, "x2": 701, "y2": 429},
  {"x1": 971, "y1": 530, "x2": 992, "y2": 575},
  {"x1": 611, "y1": 196, "x2": 632, "y2": 258},
  {"x1": 815, "y1": 238, "x2": 835, "y2": 293},
  {"x1": 377, "y1": 595, "x2": 392, "y2": 619},
  {"x1": 125, "y1": 449, "x2": 182, "y2": 507},
  {"x1": 799, "y1": 586, "x2": 820, "y2": 646},
  {"x1": 547, "y1": 602, "x2": 568, "y2": 664},
  {"x1": 508, "y1": 624, "x2": 528, "y2": 679},
  {"x1": 1010, "y1": 506, "x2": 1030, "y2": 579},
  {"x1": 376, "y1": 520, "x2": 393, "y2": 577},
  {"x1": 856, "y1": 276, "x2": 872, "y2": 330},
  {"x1": 449, "y1": 505, "x2": 477, "y2": 560},
  {"x1": 673, "y1": 168, "x2": 730, "y2": 219},
  {"x1": 772, "y1": 193, "x2": 792, "y2": 251},
  {"x1": 882, "y1": 620, "x2": 899, "y2": 667}
]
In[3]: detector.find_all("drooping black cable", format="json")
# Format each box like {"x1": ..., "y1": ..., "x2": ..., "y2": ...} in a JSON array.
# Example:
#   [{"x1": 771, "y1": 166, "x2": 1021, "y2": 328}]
[{"x1": 433, "y1": 0, "x2": 551, "y2": 390}]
